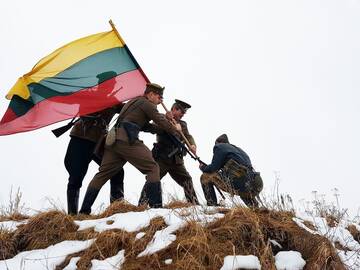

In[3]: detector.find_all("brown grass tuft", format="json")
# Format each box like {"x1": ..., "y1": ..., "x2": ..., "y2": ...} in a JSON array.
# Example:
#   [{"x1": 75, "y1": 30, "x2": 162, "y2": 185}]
[
  {"x1": 164, "y1": 200, "x2": 194, "y2": 209},
  {"x1": 65, "y1": 228, "x2": 98, "y2": 242},
  {"x1": 302, "y1": 220, "x2": 317, "y2": 231},
  {"x1": 0, "y1": 229, "x2": 17, "y2": 260},
  {"x1": 257, "y1": 209, "x2": 345, "y2": 270},
  {"x1": 347, "y1": 224, "x2": 360, "y2": 243},
  {"x1": 76, "y1": 229, "x2": 134, "y2": 270},
  {"x1": 325, "y1": 215, "x2": 338, "y2": 228},
  {"x1": 0, "y1": 212, "x2": 29, "y2": 222},
  {"x1": 13, "y1": 210, "x2": 78, "y2": 251},
  {"x1": 97, "y1": 200, "x2": 147, "y2": 218}
]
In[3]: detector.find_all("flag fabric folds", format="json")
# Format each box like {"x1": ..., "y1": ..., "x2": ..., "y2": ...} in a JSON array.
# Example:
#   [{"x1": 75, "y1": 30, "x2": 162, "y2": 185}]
[{"x1": 0, "y1": 28, "x2": 149, "y2": 135}]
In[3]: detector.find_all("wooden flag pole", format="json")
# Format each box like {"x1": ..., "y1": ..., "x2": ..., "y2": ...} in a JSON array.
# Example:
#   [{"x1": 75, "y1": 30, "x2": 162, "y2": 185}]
[
  {"x1": 160, "y1": 102, "x2": 194, "y2": 149},
  {"x1": 108, "y1": 19, "x2": 150, "y2": 83},
  {"x1": 109, "y1": 19, "x2": 125, "y2": 44}
]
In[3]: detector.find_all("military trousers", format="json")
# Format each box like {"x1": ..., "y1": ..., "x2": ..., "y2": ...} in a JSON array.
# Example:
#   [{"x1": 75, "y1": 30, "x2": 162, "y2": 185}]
[
  {"x1": 64, "y1": 137, "x2": 124, "y2": 197},
  {"x1": 157, "y1": 158, "x2": 199, "y2": 204},
  {"x1": 88, "y1": 139, "x2": 160, "y2": 191}
]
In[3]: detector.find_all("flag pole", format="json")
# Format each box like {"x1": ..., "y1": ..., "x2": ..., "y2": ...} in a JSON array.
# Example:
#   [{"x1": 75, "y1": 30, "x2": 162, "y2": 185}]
[
  {"x1": 109, "y1": 19, "x2": 126, "y2": 44},
  {"x1": 108, "y1": 19, "x2": 150, "y2": 83}
]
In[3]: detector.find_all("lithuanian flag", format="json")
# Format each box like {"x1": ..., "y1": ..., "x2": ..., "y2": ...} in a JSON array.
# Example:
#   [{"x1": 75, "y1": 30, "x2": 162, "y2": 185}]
[{"x1": 0, "y1": 22, "x2": 149, "y2": 135}]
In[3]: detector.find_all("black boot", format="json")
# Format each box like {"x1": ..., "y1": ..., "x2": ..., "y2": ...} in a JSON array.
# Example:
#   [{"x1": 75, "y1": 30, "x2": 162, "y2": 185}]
[
  {"x1": 67, "y1": 188, "x2": 80, "y2": 215},
  {"x1": 110, "y1": 180, "x2": 124, "y2": 203},
  {"x1": 144, "y1": 181, "x2": 162, "y2": 208},
  {"x1": 138, "y1": 184, "x2": 148, "y2": 206},
  {"x1": 201, "y1": 183, "x2": 218, "y2": 206},
  {"x1": 79, "y1": 187, "x2": 100, "y2": 215},
  {"x1": 110, "y1": 169, "x2": 124, "y2": 203}
]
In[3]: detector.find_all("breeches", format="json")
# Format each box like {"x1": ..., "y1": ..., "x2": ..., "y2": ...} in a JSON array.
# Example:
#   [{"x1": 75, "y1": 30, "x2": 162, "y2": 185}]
[
  {"x1": 88, "y1": 140, "x2": 159, "y2": 190},
  {"x1": 157, "y1": 159, "x2": 192, "y2": 187}
]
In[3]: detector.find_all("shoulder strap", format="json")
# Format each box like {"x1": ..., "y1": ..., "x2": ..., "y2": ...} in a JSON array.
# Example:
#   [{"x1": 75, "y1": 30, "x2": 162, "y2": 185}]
[{"x1": 115, "y1": 97, "x2": 146, "y2": 125}]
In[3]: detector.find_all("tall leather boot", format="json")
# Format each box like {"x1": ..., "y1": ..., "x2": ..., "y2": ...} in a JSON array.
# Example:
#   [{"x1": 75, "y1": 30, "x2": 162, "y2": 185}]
[
  {"x1": 67, "y1": 188, "x2": 80, "y2": 215},
  {"x1": 79, "y1": 187, "x2": 100, "y2": 215},
  {"x1": 110, "y1": 169, "x2": 124, "y2": 203},
  {"x1": 110, "y1": 180, "x2": 124, "y2": 203},
  {"x1": 144, "y1": 181, "x2": 162, "y2": 208},
  {"x1": 201, "y1": 183, "x2": 218, "y2": 206}
]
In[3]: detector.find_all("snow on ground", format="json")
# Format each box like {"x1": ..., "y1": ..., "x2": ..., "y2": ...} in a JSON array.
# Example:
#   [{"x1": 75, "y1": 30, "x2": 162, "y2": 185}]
[
  {"x1": 90, "y1": 250, "x2": 125, "y2": 270},
  {"x1": 1, "y1": 206, "x2": 360, "y2": 269},
  {"x1": 75, "y1": 206, "x2": 224, "y2": 233},
  {"x1": 0, "y1": 240, "x2": 94, "y2": 270},
  {"x1": 220, "y1": 255, "x2": 261, "y2": 270},
  {"x1": 63, "y1": 257, "x2": 80, "y2": 270},
  {"x1": 294, "y1": 211, "x2": 360, "y2": 269},
  {"x1": 275, "y1": 251, "x2": 306, "y2": 270},
  {"x1": 0, "y1": 220, "x2": 27, "y2": 231},
  {"x1": 137, "y1": 224, "x2": 177, "y2": 257}
]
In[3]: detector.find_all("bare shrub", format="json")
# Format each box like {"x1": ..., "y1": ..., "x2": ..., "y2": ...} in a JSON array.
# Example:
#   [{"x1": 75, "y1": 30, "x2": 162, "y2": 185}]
[{"x1": 0, "y1": 187, "x2": 29, "y2": 221}]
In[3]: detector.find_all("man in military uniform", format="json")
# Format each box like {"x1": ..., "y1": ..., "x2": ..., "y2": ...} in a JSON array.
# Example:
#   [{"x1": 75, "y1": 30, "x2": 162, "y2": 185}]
[
  {"x1": 65, "y1": 71, "x2": 125, "y2": 215},
  {"x1": 79, "y1": 83, "x2": 181, "y2": 214},
  {"x1": 139, "y1": 99, "x2": 199, "y2": 205},
  {"x1": 199, "y1": 134, "x2": 263, "y2": 208}
]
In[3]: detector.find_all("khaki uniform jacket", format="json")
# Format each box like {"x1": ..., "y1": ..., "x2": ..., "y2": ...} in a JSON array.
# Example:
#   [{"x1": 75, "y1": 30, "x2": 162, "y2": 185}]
[
  {"x1": 115, "y1": 96, "x2": 177, "y2": 142},
  {"x1": 178, "y1": 120, "x2": 196, "y2": 146},
  {"x1": 145, "y1": 119, "x2": 196, "y2": 164},
  {"x1": 70, "y1": 104, "x2": 123, "y2": 143}
]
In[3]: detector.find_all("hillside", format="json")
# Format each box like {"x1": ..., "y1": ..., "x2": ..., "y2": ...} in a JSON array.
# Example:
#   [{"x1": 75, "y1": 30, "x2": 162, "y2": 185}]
[{"x1": 1, "y1": 200, "x2": 360, "y2": 270}]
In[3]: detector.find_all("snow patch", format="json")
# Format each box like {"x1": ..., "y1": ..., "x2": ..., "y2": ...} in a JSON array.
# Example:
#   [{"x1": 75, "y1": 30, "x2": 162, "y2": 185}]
[
  {"x1": 275, "y1": 251, "x2": 306, "y2": 270},
  {"x1": 220, "y1": 255, "x2": 261, "y2": 270},
  {"x1": 0, "y1": 239, "x2": 94, "y2": 270},
  {"x1": 90, "y1": 250, "x2": 125, "y2": 270}
]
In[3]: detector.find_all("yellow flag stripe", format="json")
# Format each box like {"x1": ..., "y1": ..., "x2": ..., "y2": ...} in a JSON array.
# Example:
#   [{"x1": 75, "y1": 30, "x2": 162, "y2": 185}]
[{"x1": 6, "y1": 30, "x2": 124, "y2": 100}]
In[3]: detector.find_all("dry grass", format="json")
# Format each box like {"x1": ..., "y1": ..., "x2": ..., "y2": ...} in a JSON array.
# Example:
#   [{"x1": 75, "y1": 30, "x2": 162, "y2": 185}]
[
  {"x1": 0, "y1": 200, "x2": 350, "y2": 269},
  {"x1": 14, "y1": 211, "x2": 78, "y2": 251},
  {"x1": 257, "y1": 209, "x2": 345, "y2": 270},
  {"x1": 0, "y1": 229, "x2": 16, "y2": 260},
  {"x1": 164, "y1": 200, "x2": 194, "y2": 209},
  {"x1": 302, "y1": 220, "x2": 317, "y2": 231},
  {"x1": 347, "y1": 224, "x2": 360, "y2": 243},
  {"x1": 0, "y1": 187, "x2": 29, "y2": 222},
  {"x1": 97, "y1": 200, "x2": 148, "y2": 219},
  {"x1": 114, "y1": 206, "x2": 345, "y2": 270},
  {"x1": 0, "y1": 212, "x2": 29, "y2": 222},
  {"x1": 76, "y1": 229, "x2": 134, "y2": 270}
]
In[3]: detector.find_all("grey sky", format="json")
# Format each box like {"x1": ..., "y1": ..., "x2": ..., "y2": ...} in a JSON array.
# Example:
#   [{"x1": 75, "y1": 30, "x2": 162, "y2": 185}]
[{"x1": 1, "y1": 0, "x2": 359, "y2": 215}]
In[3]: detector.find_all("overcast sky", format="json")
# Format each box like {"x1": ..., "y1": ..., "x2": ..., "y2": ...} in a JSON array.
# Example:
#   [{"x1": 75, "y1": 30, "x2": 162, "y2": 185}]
[{"x1": 1, "y1": 0, "x2": 359, "y2": 216}]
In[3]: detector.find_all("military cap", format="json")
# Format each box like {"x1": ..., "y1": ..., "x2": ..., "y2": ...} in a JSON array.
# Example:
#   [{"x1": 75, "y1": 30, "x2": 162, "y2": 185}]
[
  {"x1": 96, "y1": 71, "x2": 117, "y2": 82},
  {"x1": 174, "y1": 99, "x2": 191, "y2": 113},
  {"x1": 215, "y1": 134, "x2": 229, "y2": 144},
  {"x1": 144, "y1": 83, "x2": 165, "y2": 97}
]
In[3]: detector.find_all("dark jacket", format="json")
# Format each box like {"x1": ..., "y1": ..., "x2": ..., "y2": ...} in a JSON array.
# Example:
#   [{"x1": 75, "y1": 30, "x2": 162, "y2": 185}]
[
  {"x1": 70, "y1": 104, "x2": 123, "y2": 143},
  {"x1": 201, "y1": 143, "x2": 252, "y2": 173}
]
